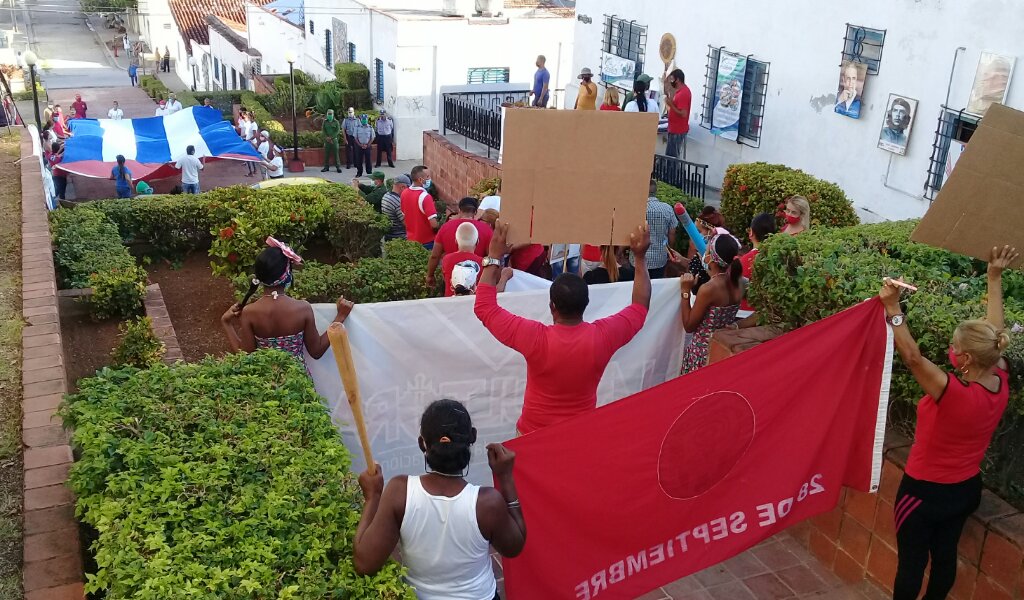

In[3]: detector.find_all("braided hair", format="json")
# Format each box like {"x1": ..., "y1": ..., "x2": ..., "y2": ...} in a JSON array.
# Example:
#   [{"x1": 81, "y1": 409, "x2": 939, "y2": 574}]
[{"x1": 419, "y1": 399, "x2": 477, "y2": 476}]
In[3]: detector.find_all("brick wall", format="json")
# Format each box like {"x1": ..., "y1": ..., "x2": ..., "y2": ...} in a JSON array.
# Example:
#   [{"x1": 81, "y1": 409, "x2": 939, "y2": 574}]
[
  {"x1": 422, "y1": 131, "x2": 501, "y2": 210},
  {"x1": 19, "y1": 130, "x2": 86, "y2": 599}
]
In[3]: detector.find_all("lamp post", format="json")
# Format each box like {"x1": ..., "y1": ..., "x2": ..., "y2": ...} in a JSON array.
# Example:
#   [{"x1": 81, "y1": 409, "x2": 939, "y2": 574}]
[
  {"x1": 285, "y1": 50, "x2": 302, "y2": 170},
  {"x1": 188, "y1": 56, "x2": 197, "y2": 91},
  {"x1": 23, "y1": 50, "x2": 40, "y2": 131}
]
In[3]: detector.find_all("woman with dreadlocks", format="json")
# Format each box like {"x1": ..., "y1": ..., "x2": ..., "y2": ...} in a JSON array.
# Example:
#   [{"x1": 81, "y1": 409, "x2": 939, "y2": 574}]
[
  {"x1": 220, "y1": 236, "x2": 353, "y2": 366},
  {"x1": 353, "y1": 399, "x2": 526, "y2": 599}
]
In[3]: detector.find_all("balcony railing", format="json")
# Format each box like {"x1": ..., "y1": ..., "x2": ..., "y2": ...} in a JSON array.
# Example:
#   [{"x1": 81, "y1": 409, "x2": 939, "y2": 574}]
[
  {"x1": 441, "y1": 89, "x2": 530, "y2": 159},
  {"x1": 653, "y1": 153, "x2": 709, "y2": 200}
]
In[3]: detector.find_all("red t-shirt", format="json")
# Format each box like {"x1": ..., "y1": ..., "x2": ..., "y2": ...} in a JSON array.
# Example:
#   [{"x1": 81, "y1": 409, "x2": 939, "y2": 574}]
[
  {"x1": 740, "y1": 248, "x2": 758, "y2": 311},
  {"x1": 510, "y1": 244, "x2": 545, "y2": 272},
  {"x1": 474, "y1": 284, "x2": 648, "y2": 434},
  {"x1": 667, "y1": 86, "x2": 692, "y2": 135},
  {"x1": 434, "y1": 218, "x2": 493, "y2": 257},
  {"x1": 600, "y1": 104, "x2": 622, "y2": 111},
  {"x1": 905, "y1": 366, "x2": 1010, "y2": 483},
  {"x1": 400, "y1": 186, "x2": 438, "y2": 244},
  {"x1": 582, "y1": 244, "x2": 603, "y2": 262},
  {"x1": 441, "y1": 252, "x2": 482, "y2": 297}
]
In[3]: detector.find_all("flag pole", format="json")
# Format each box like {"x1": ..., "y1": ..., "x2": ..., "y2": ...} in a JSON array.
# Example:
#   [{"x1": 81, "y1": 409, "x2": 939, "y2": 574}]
[{"x1": 327, "y1": 322, "x2": 376, "y2": 473}]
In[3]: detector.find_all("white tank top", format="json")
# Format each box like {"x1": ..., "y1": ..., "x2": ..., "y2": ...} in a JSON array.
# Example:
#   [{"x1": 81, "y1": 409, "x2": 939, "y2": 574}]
[{"x1": 399, "y1": 476, "x2": 495, "y2": 600}]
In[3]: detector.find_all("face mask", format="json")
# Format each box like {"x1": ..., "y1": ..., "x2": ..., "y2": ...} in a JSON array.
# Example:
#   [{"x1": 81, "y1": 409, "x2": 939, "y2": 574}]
[
  {"x1": 948, "y1": 346, "x2": 961, "y2": 370},
  {"x1": 424, "y1": 178, "x2": 432, "y2": 189},
  {"x1": 700, "y1": 253, "x2": 710, "y2": 271},
  {"x1": 784, "y1": 213, "x2": 801, "y2": 225}
]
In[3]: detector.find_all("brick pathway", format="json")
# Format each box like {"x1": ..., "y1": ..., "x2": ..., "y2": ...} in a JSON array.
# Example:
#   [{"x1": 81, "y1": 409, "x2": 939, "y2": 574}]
[{"x1": 491, "y1": 531, "x2": 887, "y2": 600}]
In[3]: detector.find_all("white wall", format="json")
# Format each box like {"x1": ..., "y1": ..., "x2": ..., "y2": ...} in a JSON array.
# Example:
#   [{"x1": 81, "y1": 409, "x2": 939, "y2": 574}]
[
  {"x1": 208, "y1": 26, "x2": 253, "y2": 91},
  {"x1": 573, "y1": 0, "x2": 1024, "y2": 222},
  {"x1": 136, "y1": 0, "x2": 178, "y2": 60},
  {"x1": 246, "y1": 6, "x2": 306, "y2": 75}
]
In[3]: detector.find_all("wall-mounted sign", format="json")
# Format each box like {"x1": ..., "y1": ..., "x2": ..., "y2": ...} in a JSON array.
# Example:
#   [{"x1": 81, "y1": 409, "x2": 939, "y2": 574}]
[
  {"x1": 967, "y1": 52, "x2": 1016, "y2": 116},
  {"x1": 877, "y1": 93, "x2": 918, "y2": 156},
  {"x1": 600, "y1": 51, "x2": 635, "y2": 91},
  {"x1": 834, "y1": 60, "x2": 867, "y2": 119},
  {"x1": 711, "y1": 51, "x2": 746, "y2": 141},
  {"x1": 577, "y1": 14, "x2": 592, "y2": 25}
]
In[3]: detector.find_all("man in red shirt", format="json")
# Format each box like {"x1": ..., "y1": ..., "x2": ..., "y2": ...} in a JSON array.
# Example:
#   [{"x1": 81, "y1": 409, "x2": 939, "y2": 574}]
[
  {"x1": 475, "y1": 220, "x2": 652, "y2": 435},
  {"x1": 426, "y1": 196, "x2": 493, "y2": 289},
  {"x1": 664, "y1": 69, "x2": 691, "y2": 159},
  {"x1": 70, "y1": 93, "x2": 88, "y2": 120},
  {"x1": 400, "y1": 165, "x2": 439, "y2": 248}
]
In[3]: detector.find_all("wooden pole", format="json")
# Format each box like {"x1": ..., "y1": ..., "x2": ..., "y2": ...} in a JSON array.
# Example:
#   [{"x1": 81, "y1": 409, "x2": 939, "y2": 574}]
[{"x1": 327, "y1": 322, "x2": 376, "y2": 473}]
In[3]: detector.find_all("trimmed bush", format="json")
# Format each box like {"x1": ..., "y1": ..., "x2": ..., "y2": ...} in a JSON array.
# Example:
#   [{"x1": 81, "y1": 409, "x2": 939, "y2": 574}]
[
  {"x1": 111, "y1": 316, "x2": 165, "y2": 367},
  {"x1": 319, "y1": 184, "x2": 389, "y2": 261},
  {"x1": 338, "y1": 88, "x2": 374, "y2": 111},
  {"x1": 61, "y1": 350, "x2": 414, "y2": 598},
  {"x1": 334, "y1": 62, "x2": 370, "y2": 90},
  {"x1": 720, "y1": 162, "x2": 858, "y2": 233},
  {"x1": 269, "y1": 129, "x2": 326, "y2": 150},
  {"x1": 241, "y1": 91, "x2": 285, "y2": 132},
  {"x1": 470, "y1": 177, "x2": 501, "y2": 199},
  {"x1": 88, "y1": 265, "x2": 148, "y2": 320},
  {"x1": 92, "y1": 192, "x2": 230, "y2": 256},
  {"x1": 655, "y1": 181, "x2": 704, "y2": 253}
]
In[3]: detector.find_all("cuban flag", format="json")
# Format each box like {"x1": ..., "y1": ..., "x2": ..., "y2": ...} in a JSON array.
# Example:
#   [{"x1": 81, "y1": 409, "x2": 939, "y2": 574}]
[{"x1": 59, "y1": 106, "x2": 262, "y2": 180}]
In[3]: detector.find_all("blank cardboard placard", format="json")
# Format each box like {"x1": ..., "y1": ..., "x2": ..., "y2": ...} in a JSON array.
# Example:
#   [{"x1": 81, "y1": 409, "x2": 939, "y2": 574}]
[
  {"x1": 500, "y1": 108, "x2": 659, "y2": 246},
  {"x1": 912, "y1": 103, "x2": 1024, "y2": 267}
]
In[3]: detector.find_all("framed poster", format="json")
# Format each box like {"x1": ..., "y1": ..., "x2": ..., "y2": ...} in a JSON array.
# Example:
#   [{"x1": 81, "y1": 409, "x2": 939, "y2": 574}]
[
  {"x1": 711, "y1": 51, "x2": 746, "y2": 141},
  {"x1": 877, "y1": 93, "x2": 918, "y2": 156},
  {"x1": 600, "y1": 51, "x2": 636, "y2": 91},
  {"x1": 967, "y1": 52, "x2": 1016, "y2": 116},
  {"x1": 834, "y1": 60, "x2": 867, "y2": 119}
]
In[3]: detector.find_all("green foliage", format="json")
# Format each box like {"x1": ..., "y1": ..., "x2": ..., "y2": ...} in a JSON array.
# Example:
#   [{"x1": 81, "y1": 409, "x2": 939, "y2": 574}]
[
  {"x1": 470, "y1": 177, "x2": 501, "y2": 199},
  {"x1": 241, "y1": 91, "x2": 284, "y2": 133},
  {"x1": 334, "y1": 63, "x2": 370, "y2": 89},
  {"x1": 720, "y1": 162, "x2": 859, "y2": 233},
  {"x1": 50, "y1": 206, "x2": 135, "y2": 288},
  {"x1": 319, "y1": 184, "x2": 389, "y2": 262},
  {"x1": 111, "y1": 316, "x2": 165, "y2": 368},
  {"x1": 92, "y1": 192, "x2": 229, "y2": 256},
  {"x1": 269, "y1": 129, "x2": 326, "y2": 149},
  {"x1": 61, "y1": 350, "x2": 414, "y2": 599},
  {"x1": 338, "y1": 89, "x2": 374, "y2": 111},
  {"x1": 88, "y1": 265, "x2": 147, "y2": 320},
  {"x1": 655, "y1": 181, "x2": 704, "y2": 252},
  {"x1": 176, "y1": 90, "x2": 199, "y2": 107},
  {"x1": 198, "y1": 91, "x2": 243, "y2": 115},
  {"x1": 12, "y1": 79, "x2": 45, "y2": 101},
  {"x1": 81, "y1": 0, "x2": 135, "y2": 10},
  {"x1": 314, "y1": 80, "x2": 344, "y2": 115},
  {"x1": 138, "y1": 75, "x2": 170, "y2": 101}
]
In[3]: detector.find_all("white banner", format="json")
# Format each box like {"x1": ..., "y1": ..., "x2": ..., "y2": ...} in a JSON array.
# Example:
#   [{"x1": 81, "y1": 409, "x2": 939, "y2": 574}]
[{"x1": 307, "y1": 279, "x2": 684, "y2": 485}]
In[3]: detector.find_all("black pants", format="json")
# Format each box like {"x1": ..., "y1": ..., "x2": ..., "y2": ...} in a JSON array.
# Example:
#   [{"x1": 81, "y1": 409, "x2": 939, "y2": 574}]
[
  {"x1": 354, "y1": 145, "x2": 372, "y2": 176},
  {"x1": 375, "y1": 134, "x2": 394, "y2": 166},
  {"x1": 53, "y1": 175, "x2": 67, "y2": 200},
  {"x1": 648, "y1": 266, "x2": 665, "y2": 279},
  {"x1": 893, "y1": 473, "x2": 981, "y2": 600},
  {"x1": 345, "y1": 135, "x2": 356, "y2": 168}
]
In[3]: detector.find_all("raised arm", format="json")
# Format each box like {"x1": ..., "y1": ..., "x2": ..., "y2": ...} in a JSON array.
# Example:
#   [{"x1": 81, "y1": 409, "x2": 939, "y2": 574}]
[
  {"x1": 478, "y1": 444, "x2": 526, "y2": 557},
  {"x1": 629, "y1": 223, "x2": 652, "y2": 309},
  {"x1": 880, "y1": 278, "x2": 948, "y2": 400},
  {"x1": 221, "y1": 304, "x2": 256, "y2": 353},
  {"x1": 987, "y1": 245, "x2": 1019, "y2": 331},
  {"x1": 476, "y1": 221, "x2": 541, "y2": 354}
]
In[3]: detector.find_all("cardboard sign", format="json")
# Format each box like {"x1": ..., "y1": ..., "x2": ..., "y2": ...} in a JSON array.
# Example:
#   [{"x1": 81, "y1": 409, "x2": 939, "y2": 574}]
[
  {"x1": 912, "y1": 103, "x2": 1024, "y2": 267},
  {"x1": 500, "y1": 108, "x2": 659, "y2": 246}
]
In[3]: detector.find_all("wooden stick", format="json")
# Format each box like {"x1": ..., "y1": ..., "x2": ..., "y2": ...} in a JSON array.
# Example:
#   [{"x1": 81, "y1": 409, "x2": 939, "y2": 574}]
[{"x1": 327, "y1": 322, "x2": 376, "y2": 473}]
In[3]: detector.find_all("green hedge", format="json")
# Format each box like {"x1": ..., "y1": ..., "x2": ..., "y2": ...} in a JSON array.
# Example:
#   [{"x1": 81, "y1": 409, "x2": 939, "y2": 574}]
[
  {"x1": 50, "y1": 207, "x2": 146, "y2": 319},
  {"x1": 318, "y1": 184, "x2": 389, "y2": 262},
  {"x1": 655, "y1": 181, "x2": 704, "y2": 253},
  {"x1": 720, "y1": 162, "x2": 859, "y2": 233},
  {"x1": 241, "y1": 91, "x2": 284, "y2": 133},
  {"x1": 269, "y1": 129, "x2": 326, "y2": 150},
  {"x1": 751, "y1": 220, "x2": 1024, "y2": 504},
  {"x1": 334, "y1": 63, "x2": 370, "y2": 90},
  {"x1": 61, "y1": 350, "x2": 414, "y2": 598}
]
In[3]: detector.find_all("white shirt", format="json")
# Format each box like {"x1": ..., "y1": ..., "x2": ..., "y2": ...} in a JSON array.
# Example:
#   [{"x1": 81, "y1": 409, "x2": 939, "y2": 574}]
[
  {"x1": 258, "y1": 140, "x2": 270, "y2": 159},
  {"x1": 268, "y1": 155, "x2": 284, "y2": 178},
  {"x1": 478, "y1": 195, "x2": 500, "y2": 212},
  {"x1": 549, "y1": 243, "x2": 581, "y2": 263},
  {"x1": 155, "y1": 107, "x2": 169, "y2": 117},
  {"x1": 107, "y1": 108, "x2": 123, "y2": 120},
  {"x1": 174, "y1": 154, "x2": 204, "y2": 184},
  {"x1": 167, "y1": 100, "x2": 183, "y2": 114}
]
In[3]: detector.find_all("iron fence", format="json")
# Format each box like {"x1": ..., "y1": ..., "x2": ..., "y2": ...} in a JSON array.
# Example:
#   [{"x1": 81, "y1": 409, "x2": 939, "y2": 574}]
[
  {"x1": 653, "y1": 154, "x2": 708, "y2": 200},
  {"x1": 442, "y1": 89, "x2": 529, "y2": 158}
]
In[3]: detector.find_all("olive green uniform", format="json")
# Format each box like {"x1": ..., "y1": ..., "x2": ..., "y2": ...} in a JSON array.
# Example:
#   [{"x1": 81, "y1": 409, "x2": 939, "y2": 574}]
[{"x1": 322, "y1": 118, "x2": 341, "y2": 170}]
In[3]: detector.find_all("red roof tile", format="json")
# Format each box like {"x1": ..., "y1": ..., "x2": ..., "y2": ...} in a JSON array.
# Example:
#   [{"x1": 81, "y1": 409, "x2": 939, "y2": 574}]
[{"x1": 169, "y1": 0, "x2": 275, "y2": 49}]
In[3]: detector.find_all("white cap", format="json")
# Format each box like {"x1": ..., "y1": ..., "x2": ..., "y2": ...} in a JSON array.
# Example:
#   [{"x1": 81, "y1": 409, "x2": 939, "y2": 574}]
[
  {"x1": 451, "y1": 261, "x2": 481, "y2": 294},
  {"x1": 479, "y1": 195, "x2": 501, "y2": 212}
]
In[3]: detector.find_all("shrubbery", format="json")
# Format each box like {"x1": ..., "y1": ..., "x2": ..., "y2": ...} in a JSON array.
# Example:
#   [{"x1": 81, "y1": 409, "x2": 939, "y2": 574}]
[
  {"x1": 111, "y1": 316, "x2": 165, "y2": 367},
  {"x1": 61, "y1": 350, "x2": 413, "y2": 598},
  {"x1": 319, "y1": 184, "x2": 389, "y2": 262},
  {"x1": 655, "y1": 181, "x2": 704, "y2": 253},
  {"x1": 720, "y1": 162, "x2": 859, "y2": 233},
  {"x1": 241, "y1": 91, "x2": 284, "y2": 133}
]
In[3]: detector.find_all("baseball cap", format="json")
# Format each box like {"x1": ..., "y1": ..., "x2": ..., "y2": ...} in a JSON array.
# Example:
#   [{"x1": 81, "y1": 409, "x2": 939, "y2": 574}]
[
  {"x1": 394, "y1": 174, "x2": 412, "y2": 185},
  {"x1": 371, "y1": 170, "x2": 386, "y2": 180},
  {"x1": 451, "y1": 260, "x2": 481, "y2": 295}
]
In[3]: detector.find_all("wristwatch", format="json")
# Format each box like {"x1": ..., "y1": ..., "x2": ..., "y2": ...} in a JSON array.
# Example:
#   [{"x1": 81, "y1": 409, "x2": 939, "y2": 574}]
[
  {"x1": 681, "y1": 291, "x2": 691, "y2": 299},
  {"x1": 886, "y1": 313, "x2": 905, "y2": 327},
  {"x1": 482, "y1": 257, "x2": 502, "y2": 268}
]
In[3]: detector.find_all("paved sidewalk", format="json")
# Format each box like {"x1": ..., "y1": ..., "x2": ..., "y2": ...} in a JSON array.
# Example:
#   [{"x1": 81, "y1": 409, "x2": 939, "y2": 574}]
[{"x1": 491, "y1": 531, "x2": 887, "y2": 600}]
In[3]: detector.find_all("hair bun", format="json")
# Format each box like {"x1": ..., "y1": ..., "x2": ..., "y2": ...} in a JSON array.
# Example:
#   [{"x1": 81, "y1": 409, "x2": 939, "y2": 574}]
[{"x1": 997, "y1": 330, "x2": 1011, "y2": 352}]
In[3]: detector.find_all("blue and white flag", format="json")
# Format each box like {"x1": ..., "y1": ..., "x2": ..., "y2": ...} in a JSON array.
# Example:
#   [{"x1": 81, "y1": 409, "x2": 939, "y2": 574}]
[{"x1": 61, "y1": 106, "x2": 261, "y2": 179}]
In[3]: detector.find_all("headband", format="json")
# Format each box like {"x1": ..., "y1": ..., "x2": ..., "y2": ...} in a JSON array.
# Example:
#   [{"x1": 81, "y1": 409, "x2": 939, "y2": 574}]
[
  {"x1": 707, "y1": 234, "x2": 738, "y2": 268},
  {"x1": 266, "y1": 236, "x2": 303, "y2": 265}
]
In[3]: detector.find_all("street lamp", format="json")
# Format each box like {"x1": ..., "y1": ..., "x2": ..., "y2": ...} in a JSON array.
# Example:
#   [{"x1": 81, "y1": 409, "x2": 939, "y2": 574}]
[
  {"x1": 188, "y1": 56, "x2": 197, "y2": 91},
  {"x1": 23, "y1": 50, "x2": 40, "y2": 131},
  {"x1": 285, "y1": 50, "x2": 300, "y2": 165}
]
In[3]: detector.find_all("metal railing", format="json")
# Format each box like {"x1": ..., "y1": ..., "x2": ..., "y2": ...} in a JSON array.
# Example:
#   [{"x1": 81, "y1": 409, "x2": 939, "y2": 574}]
[
  {"x1": 444, "y1": 89, "x2": 531, "y2": 113},
  {"x1": 653, "y1": 154, "x2": 708, "y2": 200}
]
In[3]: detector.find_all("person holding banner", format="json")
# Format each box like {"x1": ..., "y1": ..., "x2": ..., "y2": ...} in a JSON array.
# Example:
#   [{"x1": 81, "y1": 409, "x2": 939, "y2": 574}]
[
  {"x1": 221, "y1": 239, "x2": 354, "y2": 367},
  {"x1": 475, "y1": 221, "x2": 652, "y2": 435},
  {"x1": 881, "y1": 245, "x2": 1017, "y2": 600},
  {"x1": 679, "y1": 233, "x2": 743, "y2": 374},
  {"x1": 352, "y1": 399, "x2": 526, "y2": 599}
]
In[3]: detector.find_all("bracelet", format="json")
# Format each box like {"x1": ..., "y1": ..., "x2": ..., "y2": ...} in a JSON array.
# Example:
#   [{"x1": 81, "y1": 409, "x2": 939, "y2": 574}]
[{"x1": 506, "y1": 499, "x2": 521, "y2": 509}]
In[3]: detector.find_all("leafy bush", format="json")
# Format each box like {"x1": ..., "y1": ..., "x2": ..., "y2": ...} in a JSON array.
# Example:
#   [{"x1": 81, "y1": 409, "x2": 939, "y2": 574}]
[
  {"x1": 334, "y1": 63, "x2": 370, "y2": 90},
  {"x1": 241, "y1": 91, "x2": 284, "y2": 133},
  {"x1": 138, "y1": 75, "x2": 169, "y2": 101},
  {"x1": 470, "y1": 176, "x2": 501, "y2": 199},
  {"x1": 61, "y1": 350, "x2": 414, "y2": 598},
  {"x1": 208, "y1": 186, "x2": 333, "y2": 277},
  {"x1": 198, "y1": 90, "x2": 243, "y2": 115},
  {"x1": 655, "y1": 181, "x2": 704, "y2": 252},
  {"x1": 269, "y1": 129, "x2": 326, "y2": 150},
  {"x1": 319, "y1": 184, "x2": 388, "y2": 261},
  {"x1": 338, "y1": 89, "x2": 374, "y2": 111},
  {"x1": 88, "y1": 266, "x2": 147, "y2": 320},
  {"x1": 93, "y1": 193, "x2": 227, "y2": 256},
  {"x1": 720, "y1": 162, "x2": 858, "y2": 233},
  {"x1": 111, "y1": 316, "x2": 165, "y2": 367}
]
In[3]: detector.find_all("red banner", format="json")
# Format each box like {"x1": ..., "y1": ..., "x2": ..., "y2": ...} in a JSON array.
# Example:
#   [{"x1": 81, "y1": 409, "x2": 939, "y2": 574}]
[{"x1": 502, "y1": 299, "x2": 892, "y2": 600}]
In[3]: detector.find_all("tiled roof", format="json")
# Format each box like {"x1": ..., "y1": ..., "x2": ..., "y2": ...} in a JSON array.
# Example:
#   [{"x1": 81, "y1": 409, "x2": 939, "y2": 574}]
[
  {"x1": 503, "y1": 0, "x2": 574, "y2": 8},
  {"x1": 169, "y1": 0, "x2": 275, "y2": 49}
]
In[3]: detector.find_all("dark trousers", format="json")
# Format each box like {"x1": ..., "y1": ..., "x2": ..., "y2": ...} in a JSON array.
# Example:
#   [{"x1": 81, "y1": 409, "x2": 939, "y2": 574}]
[
  {"x1": 324, "y1": 141, "x2": 341, "y2": 169},
  {"x1": 355, "y1": 145, "x2": 372, "y2": 176},
  {"x1": 375, "y1": 134, "x2": 394, "y2": 167},
  {"x1": 648, "y1": 266, "x2": 666, "y2": 279},
  {"x1": 345, "y1": 135, "x2": 356, "y2": 167},
  {"x1": 53, "y1": 175, "x2": 67, "y2": 200},
  {"x1": 893, "y1": 473, "x2": 982, "y2": 600}
]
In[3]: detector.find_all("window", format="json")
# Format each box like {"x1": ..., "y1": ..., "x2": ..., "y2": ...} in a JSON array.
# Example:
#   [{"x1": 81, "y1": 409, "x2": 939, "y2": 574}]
[
  {"x1": 374, "y1": 58, "x2": 384, "y2": 102},
  {"x1": 231, "y1": 67, "x2": 237, "y2": 90},
  {"x1": 924, "y1": 107, "x2": 980, "y2": 199},
  {"x1": 213, "y1": 57, "x2": 220, "y2": 78},
  {"x1": 239, "y1": 74, "x2": 247, "y2": 91},
  {"x1": 467, "y1": 67, "x2": 510, "y2": 84},
  {"x1": 841, "y1": 24, "x2": 886, "y2": 75},
  {"x1": 309, "y1": 19, "x2": 314, "y2": 34},
  {"x1": 349, "y1": 42, "x2": 356, "y2": 63},
  {"x1": 602, "y1": 15, "x2": 646, "y2": 77},
  {"x1": 700, "y1": 46, "x2": 771, "y2": 148},
  {"x1": 221, "y1": 65, "x2": 227, "y2": 89},
  {"x1": 325, "y1": 29, "x2": 333, "y2": 67}
]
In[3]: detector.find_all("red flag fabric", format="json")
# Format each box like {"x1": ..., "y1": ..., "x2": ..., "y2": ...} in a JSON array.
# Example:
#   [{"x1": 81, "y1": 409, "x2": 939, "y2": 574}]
[{"x1": 501, "y1": 299, "x2": 892, "y2": 600}]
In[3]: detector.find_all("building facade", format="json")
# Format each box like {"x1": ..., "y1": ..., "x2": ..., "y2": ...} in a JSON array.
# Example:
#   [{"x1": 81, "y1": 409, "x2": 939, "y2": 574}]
[{"x1": 571, "y1": 0, "x2": 1024, "y2": 221}]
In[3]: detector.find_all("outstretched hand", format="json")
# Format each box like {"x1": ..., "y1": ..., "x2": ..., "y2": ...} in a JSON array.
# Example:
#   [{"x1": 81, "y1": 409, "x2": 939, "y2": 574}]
[
  {"x1": 487, "y1": 443, "x2": 515, "y2": 479},
  {"x1": 489, "y1": 220, "x2": 512, "y2": 259},
  {"x1": 336, "y1": 296, "x2": 354, "y2": 321},
  {"x1": 629, "y1": 223, "x2": 651, "y2": 258},
  {"x1": 988, "y1": 245, "x2": 1019, "y2": 277}
]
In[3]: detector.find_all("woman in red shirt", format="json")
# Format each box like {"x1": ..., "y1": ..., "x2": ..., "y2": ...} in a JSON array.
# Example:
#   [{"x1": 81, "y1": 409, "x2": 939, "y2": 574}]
[
  {"x1": 880, "y1": 245, "x2": 1017, "y2": 600},
  {"x1": 599, "y1": 86, "x2": 621, "y2": 111}
]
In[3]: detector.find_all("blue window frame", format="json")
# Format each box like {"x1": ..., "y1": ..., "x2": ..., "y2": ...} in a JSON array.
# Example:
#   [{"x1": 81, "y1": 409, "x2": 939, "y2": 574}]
[
  {"x1": 374, "y1": 58, "x2": 384, "y2": 102},
  {"x1": 309, "y1": 19, "x2": 314, "y2": 34},
  {"x1": 467, "y1": 67, "x2": 510, "y2": 84},
  {"x1": 325, "y1": 29, "x2": 333, "y2": 67},
  {"x1": 349, "y1": 42, "x2": 356, "y2": 62}
]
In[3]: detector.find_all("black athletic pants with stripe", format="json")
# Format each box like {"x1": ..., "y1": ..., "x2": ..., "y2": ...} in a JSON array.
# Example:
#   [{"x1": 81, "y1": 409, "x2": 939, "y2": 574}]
[{"x1": 893, "y1": 473, "x2": 981, "y2": 600}]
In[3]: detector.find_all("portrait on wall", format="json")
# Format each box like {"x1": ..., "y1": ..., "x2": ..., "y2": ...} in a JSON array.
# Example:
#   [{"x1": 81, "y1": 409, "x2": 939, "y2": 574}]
[
  {"x1": 967, "y1": 52, "x2": 1016, "y2": 116},
  {"x1": 711, "y1": 51, "x2": 747, "y2": 141},
  {"x1": 877, "y1": 94, "x2": 918, "y2": 156},
  {"x1": 601, "y1": 51, "x2": 637, "y2": 91},
  {"x1": 834, "y1": 60, "x2": 868, "y2": 119}
]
